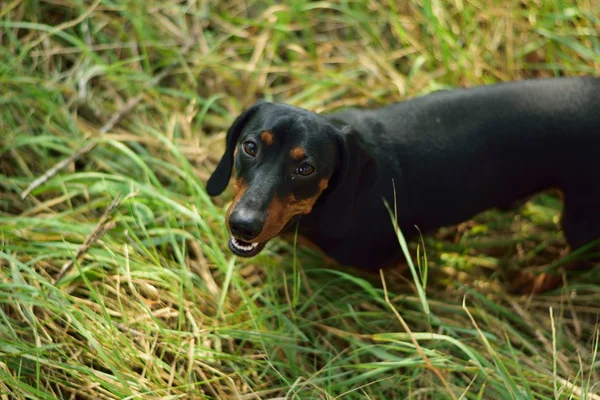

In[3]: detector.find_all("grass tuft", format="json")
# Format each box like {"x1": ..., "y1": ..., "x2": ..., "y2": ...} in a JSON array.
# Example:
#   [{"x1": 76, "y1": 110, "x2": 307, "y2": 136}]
[{"x1": 1, "y1": 0, "x2": 600, "y2": 398}]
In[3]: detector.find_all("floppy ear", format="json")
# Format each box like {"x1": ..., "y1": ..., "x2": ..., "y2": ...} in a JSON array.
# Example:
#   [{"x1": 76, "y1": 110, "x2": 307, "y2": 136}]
[
  {"x1": 319, "y1": 126, "x2": 378, "y2": 236},
  {"x1": 206, "y1": 102, "x2": 263, "y2": 196}
]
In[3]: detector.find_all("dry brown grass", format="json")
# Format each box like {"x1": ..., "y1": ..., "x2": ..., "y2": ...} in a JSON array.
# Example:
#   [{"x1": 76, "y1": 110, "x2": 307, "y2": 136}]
[{"x1": 1, "y1": 0, "x2": 600, "y2": 398}]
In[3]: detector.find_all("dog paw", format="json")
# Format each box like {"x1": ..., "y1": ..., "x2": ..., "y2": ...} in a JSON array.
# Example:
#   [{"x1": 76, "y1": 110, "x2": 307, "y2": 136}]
[{"x1": 509, "y1": 271, "x2": 563, "y2": 294}]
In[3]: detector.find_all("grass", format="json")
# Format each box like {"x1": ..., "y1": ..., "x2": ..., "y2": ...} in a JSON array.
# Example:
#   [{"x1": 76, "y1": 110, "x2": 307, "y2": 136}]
[{"x1": 1, "y1": 0, "x2": 600, "y2": 398}]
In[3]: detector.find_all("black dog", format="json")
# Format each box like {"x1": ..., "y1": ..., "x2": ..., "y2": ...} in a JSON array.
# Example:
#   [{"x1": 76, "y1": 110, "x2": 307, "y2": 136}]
[{"x1": 207, "y1": 77, "x2": 600, "y2": 274}]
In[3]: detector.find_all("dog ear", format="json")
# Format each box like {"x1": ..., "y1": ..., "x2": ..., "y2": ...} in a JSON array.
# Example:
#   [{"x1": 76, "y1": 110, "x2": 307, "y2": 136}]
[
  {"x1": 320, "y1": 126, "x2": 378, "y2": 236},
  {"x1": 206, "y1": 102, "x2": 263, "y2": 196}
]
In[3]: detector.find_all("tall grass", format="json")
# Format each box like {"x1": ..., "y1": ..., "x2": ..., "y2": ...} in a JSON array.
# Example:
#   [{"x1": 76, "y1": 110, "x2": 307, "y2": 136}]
[{"x1": 1, "y1": 0, "x2": 599, "y2": 398}]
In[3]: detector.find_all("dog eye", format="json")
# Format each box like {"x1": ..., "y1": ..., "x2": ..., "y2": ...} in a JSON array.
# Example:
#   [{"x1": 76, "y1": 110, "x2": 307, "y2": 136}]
[
  {"x1": 242, "y1": 141, "x2": 257, "y2": 157},
  {"x1": 296, "y1": 163, "x2": 315, "y2": 176}
]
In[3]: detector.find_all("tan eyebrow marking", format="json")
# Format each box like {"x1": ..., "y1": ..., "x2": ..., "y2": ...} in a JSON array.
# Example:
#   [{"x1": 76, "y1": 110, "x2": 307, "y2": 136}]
[
  {"x1": 261, "y1": 131, "x2": 274, "y2": 145},
  {"x1": 290, "y1": 146, "x2": 306, "y2": 160}
]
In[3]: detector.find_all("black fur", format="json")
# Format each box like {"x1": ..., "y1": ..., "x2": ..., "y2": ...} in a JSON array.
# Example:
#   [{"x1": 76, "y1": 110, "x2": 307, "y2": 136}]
[
  {"x1": 206, "y1": 102, "x2": 263, "y2": 196},
  {"x1": 208, "y1": 77, "x2": 600, "y2": 270}
]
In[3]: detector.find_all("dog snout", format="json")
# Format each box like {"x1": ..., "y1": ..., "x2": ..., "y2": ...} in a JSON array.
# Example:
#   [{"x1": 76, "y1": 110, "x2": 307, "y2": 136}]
[{"x1": 229, "y1": 209, "x2": 264, "y2": 242}]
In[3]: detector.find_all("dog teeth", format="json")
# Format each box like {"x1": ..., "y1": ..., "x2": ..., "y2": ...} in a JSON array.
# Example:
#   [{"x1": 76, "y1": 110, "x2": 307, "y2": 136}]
[{"x1": 231, "y1": 238, "x2": 258, "y2": 252}]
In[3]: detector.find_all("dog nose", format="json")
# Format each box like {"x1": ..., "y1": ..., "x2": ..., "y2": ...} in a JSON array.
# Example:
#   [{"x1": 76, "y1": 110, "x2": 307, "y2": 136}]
[{"x1": 229, "y1": 210, "x2": 263, "y2": 241}]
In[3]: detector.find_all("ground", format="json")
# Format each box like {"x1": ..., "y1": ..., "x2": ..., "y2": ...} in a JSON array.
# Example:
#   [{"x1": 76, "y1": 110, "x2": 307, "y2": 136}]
[{"x1": 1, "y1": 0, "x2": 599, "y2": 399}]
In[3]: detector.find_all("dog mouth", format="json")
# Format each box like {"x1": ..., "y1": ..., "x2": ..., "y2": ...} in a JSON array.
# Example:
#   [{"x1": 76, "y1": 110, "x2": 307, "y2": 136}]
[
  {"x1": 227, "y1": 216, "x2": 301, "y2": 258},
  {"x1": 228, "y1": 237, "x2": 267, "y2": 257}
]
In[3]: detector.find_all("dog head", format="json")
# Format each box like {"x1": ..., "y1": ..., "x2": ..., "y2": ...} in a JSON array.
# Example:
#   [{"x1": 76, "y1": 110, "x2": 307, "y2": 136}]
[{"x1": 207, "y1": 101, "x2": 376, "y2": 257}]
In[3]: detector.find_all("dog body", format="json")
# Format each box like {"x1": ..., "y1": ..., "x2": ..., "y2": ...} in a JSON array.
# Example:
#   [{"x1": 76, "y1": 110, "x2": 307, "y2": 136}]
[{"x1": 207, "y1": 77, "x2": 600, "y2": 270}]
